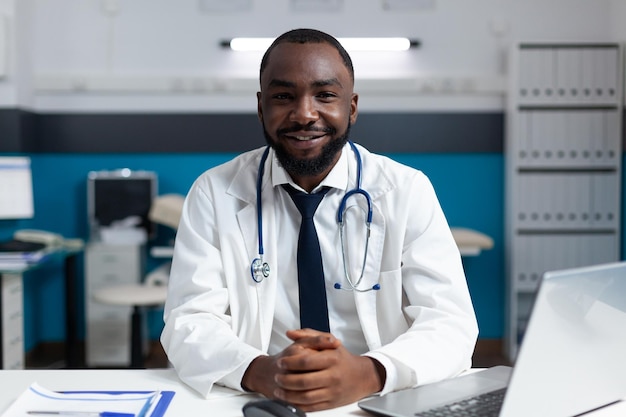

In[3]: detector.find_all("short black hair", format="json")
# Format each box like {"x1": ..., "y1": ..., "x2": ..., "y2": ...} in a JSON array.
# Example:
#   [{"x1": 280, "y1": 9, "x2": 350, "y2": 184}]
[{"x1": 259, "y1": 28, "x2": 354, "y2": 82}]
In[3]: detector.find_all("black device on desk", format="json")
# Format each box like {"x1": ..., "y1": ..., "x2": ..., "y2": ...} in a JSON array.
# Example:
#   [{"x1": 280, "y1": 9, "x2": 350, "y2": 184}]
[
  {"x1": 242, "y1": 399, "x2": 305, "y2": 417},
  {"x1": 0, "y1": 239, "x2": 46, "y2": 253}
]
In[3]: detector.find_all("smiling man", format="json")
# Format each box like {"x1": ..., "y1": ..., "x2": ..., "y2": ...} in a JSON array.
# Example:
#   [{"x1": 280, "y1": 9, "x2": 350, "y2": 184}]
[
  {"x1": 161, "y1": 28, "x2": 478, "y2": 412},
  {"x1": 257, "y1": 35, "x2": 356, "y2": 192}
]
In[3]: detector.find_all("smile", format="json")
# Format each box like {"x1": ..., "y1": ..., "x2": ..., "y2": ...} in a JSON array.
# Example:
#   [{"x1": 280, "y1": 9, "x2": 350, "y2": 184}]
[{"x1": 288, "y1": 134, "x2": 325, "y2": 141}]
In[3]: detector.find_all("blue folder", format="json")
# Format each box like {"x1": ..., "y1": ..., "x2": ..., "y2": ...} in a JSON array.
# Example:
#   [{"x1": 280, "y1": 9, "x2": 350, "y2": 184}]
[{"x1": 61, "y1": 390, "x2": 176, "y2": 417}]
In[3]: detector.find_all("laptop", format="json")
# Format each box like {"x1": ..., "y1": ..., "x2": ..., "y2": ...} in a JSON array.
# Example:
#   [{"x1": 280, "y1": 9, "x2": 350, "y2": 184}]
[{"x1": 359, "y1": 261, "x2": 626, "y2": 417}]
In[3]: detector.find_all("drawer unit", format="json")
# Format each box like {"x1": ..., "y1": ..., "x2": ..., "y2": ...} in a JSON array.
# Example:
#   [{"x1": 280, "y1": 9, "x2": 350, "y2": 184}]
[
  {"x1": 1, "y1": 273, "x2": 24, "y2": 369},
  {"x1": 85, "y1": 243, "x2": 144, "y2": 367}
]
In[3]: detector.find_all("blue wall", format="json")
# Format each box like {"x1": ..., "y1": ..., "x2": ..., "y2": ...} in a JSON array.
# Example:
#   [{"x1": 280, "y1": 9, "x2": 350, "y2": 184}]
[{"x1": 0, "y1": 151, "x2": 510, "y2": 350}]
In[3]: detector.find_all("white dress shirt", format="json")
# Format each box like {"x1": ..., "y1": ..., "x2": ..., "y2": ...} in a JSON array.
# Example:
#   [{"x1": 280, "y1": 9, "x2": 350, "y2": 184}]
[{"x1": 267, "y1": 148, "x2": 369, "y2": 356}]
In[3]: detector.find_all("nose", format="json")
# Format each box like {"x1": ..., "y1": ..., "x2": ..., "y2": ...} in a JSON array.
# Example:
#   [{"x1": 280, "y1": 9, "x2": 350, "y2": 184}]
[{"x1": 289, "y1": 96, "x2": 318, "y2": 125}]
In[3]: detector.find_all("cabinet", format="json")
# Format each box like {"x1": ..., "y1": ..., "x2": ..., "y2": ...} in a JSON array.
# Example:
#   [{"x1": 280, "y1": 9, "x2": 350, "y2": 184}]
[
  {"x1": 505, "y1": 43, "x2": 622, "y2": 361},
  {"x1": 1, "y1": 250, "x2": 81, "y2": 369},
  {"x1": 85, "y1": 243, "x2": 145, "y2": 367}
]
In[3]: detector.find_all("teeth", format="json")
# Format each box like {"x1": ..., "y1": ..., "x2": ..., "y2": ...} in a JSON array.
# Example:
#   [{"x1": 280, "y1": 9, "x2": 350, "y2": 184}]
[{"x1": 294, "y1": 136, "x2": 312, "y2": 141}]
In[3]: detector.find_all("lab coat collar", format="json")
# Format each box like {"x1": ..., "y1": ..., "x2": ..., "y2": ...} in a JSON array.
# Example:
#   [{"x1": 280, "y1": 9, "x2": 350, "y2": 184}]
[
  {"x1": 225, "y1": 142, "x2": 396, "y2": 228},
  {"x1": 226, "y1": 146, "x2": 267, "y2": 205},
  {"x1": 226, "y1": 143, "x2": 395, "y2": 201}
]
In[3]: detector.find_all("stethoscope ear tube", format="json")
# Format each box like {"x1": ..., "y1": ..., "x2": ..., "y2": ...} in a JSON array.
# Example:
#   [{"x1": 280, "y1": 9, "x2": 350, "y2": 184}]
[
  {"x1": 337, "y1": 188, "x2": 373, "y2": 224},
  {"x1": 251, "y1": 147, "x2": 272, "y2": 283}
]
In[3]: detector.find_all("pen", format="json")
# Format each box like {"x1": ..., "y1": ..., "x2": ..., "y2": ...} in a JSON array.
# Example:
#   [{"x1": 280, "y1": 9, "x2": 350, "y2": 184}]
[{"x1": 27, "y1": 412, "x2": 135, "y2": 417}]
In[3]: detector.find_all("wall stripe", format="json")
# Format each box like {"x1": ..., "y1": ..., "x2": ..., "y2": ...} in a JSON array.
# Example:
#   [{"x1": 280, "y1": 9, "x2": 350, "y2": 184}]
[{"x1": 1, "y1": 109, "x2": 504, "y2": 154}]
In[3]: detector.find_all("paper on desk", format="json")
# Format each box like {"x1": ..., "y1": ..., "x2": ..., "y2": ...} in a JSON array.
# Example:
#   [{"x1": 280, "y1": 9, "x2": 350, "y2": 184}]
[
  {"x1": 0, "y1": 248, "x2": 54, "y2": 271},
  {"x1": 1, "y1": 383, "x2": 160, "y2": 417}
]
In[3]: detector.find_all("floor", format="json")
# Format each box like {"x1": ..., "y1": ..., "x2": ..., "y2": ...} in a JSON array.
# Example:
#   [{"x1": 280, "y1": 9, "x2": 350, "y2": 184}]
[{"x1": 26, "y1": 339, "x2": 511, "y2": 370}]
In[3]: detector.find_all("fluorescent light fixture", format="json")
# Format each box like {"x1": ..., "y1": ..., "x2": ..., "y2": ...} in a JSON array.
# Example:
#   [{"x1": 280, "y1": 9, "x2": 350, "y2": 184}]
[
  {"x1": 339, "y1": 38, "x2": 416, "y2": 51},
  {"x1": 223, "y1": 37, "x2": 420, "y2": 52}
]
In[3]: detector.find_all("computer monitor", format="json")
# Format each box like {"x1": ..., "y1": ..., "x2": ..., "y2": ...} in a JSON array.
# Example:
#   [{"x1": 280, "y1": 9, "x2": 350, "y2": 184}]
[{"x1": 87, "y1": 169, "x2": 158, "y2": 241}]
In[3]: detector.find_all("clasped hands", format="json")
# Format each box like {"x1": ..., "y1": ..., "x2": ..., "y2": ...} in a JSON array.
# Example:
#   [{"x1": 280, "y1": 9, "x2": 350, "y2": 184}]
[{"x1": 242, "y1": 328, "x2": 385, "y2": 412}]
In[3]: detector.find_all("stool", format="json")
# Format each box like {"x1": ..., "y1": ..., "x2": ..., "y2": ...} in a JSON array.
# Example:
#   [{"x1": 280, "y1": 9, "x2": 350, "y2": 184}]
[{"x1": 92, "y1": 283, "x2": 168, "y2": 368}]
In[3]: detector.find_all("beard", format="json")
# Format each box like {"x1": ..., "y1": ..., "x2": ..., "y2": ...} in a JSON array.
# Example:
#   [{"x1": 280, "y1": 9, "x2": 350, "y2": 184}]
[{"x1": 263, "y1": 122, "x2": 351, "y2": 177}]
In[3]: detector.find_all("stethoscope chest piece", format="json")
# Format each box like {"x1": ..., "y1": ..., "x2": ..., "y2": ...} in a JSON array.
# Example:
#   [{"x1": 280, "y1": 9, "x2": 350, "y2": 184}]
[{"x1": 251, "y1": 257, "x2": 270, "y2": 283}]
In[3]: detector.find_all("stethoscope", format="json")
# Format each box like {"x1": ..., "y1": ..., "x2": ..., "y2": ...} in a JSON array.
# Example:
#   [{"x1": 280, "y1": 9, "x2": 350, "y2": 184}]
[{"x1": 250, "y1": 141, "x2": 380, "y2": 292}]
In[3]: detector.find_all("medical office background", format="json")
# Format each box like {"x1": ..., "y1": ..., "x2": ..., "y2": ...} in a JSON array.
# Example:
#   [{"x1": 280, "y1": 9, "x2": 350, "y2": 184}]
[{"x1": 1, "y1": 0, "x2": 626, "y2": 363}]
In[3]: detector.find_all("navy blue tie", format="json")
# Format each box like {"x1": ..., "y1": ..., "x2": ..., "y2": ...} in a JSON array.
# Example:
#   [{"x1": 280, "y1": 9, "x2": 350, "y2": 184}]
[{"x1": 284, "y1": 185, "x2": 331, "y2": 332}]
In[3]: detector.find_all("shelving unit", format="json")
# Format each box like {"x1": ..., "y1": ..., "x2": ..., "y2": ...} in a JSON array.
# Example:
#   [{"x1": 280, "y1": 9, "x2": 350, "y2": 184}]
[{"x1": 505, "y1": 43, "x2": 623, "y2": 361}]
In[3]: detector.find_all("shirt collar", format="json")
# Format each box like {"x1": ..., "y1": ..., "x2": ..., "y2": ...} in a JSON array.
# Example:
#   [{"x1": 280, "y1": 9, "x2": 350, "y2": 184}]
[{"x1": 269, "y1": 144, "x2": 350, "y2": 194}]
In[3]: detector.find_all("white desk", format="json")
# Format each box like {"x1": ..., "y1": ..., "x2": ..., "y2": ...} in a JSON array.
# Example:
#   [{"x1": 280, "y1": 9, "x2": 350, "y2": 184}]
[{"x1": 0, "y1": 368, "x2": 624, "y2": 417}]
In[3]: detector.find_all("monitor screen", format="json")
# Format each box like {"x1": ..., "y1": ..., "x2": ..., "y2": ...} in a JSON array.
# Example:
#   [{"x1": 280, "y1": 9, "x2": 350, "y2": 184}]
[{"x1": 88, "y1": 170, "x2": 157, "y2": 240}]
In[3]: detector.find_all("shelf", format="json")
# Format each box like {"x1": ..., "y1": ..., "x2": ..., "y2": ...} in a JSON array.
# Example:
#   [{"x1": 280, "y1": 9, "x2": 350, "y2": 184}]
[{"x1": 504, "y1": 42, "x2": 623, "y2": 362}]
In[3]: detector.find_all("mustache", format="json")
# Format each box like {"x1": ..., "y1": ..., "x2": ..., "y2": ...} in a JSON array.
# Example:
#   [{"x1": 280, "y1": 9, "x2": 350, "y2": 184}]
[{"x1": 276, "y1": 123, "x2": 335, "y2": 136}]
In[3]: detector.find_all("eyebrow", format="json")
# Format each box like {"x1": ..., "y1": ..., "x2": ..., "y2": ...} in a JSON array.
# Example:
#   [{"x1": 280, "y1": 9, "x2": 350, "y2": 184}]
[
  {"x1": 267, "y1": 78, "x2": 343, "y2": 89},
  {"x1": 312, "y1": 78, "x2": 343, "y2": 88}
]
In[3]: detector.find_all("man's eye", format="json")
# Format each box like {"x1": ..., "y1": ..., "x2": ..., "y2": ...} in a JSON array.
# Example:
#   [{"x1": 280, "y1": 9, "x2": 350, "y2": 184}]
[
  {"x1": 317, "y1": 92, "x2": 337, "y2": 99},
  {"x1": 272, "y1": 93, "x2": 292, "y2": 100}
]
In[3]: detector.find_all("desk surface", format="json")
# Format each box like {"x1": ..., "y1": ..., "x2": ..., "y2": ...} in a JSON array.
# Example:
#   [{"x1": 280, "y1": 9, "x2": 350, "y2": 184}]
[
  {"x1": 0, "y1": 368, "x2": 624, "y2": 417},
  {"x1": 0, "y1": 369, "x2": 365, "y2": 417}
]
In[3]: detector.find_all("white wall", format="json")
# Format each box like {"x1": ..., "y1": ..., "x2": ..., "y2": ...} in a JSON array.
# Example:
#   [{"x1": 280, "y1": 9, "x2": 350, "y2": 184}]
[
  {"x1": 1, "y1": 0, "x2": 624, "y2": 112},
  {"x1": 0, "y1": 0, "x2": 15, "y2": 106},
  {"x1": 609, "y1": 0, "x2": 626, "y2": 40}
]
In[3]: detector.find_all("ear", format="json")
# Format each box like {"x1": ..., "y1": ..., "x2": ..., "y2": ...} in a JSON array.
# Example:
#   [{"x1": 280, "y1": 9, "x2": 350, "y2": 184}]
[
  {"x1": 257, "y1": 91, "x2": 263, "y2": 122},
  {"x1": 349, "y1": 93, "x2": 359, "y2": 125}
]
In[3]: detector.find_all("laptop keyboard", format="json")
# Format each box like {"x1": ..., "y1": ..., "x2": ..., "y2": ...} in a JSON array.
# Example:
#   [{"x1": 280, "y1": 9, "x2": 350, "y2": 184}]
[{"x1": 414, "y1": 388, "x2": 507, "y2": 417}]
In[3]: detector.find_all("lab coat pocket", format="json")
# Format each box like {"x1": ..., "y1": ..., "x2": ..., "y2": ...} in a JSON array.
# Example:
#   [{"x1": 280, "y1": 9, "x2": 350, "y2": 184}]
[{"x1": 376, "y1": 268, "x2": 410, "y2": 344}]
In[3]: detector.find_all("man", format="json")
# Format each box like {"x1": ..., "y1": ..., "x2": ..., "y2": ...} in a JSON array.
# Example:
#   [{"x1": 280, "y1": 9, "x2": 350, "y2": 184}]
[{"x1": 161, "y1": 28, "x2": 478, "y2": 412}]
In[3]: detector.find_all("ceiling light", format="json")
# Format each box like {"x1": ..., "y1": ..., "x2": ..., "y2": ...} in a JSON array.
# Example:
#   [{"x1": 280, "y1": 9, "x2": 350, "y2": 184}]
[{"x1": 222, "y1": 37, "x2": 420, "y2": 52}]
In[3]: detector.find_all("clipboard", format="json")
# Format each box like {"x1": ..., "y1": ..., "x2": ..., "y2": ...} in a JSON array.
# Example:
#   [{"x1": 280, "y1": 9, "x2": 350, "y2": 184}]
[
  {"x1": 60, "y1": 390, "x2": 176, "y2": 417},
  {"x1": 1, "y1": 383, "x2": 175, "y2": 417}
]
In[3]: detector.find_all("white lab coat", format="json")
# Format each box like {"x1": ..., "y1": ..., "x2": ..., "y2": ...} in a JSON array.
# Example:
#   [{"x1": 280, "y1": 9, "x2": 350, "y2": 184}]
[{"x1": 161, "y1": 143, "x2": 478, "y2": 397}]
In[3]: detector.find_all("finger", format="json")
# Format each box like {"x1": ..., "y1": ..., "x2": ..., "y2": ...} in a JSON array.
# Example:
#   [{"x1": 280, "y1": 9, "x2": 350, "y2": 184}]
[
  {"x1": 274, "y1": 383, "x2": 345, "y2": 413},
  {"x1": 278, "y1": 348, "x2": 339, "y2": 373},
  {"x1": 274, "y1": 384, "x2": 334, "y2": 411},
  {"x1": 275, "y1": 370, "x2": 323, "y2": 391},
  {"x1": 287, "y1": 330, "x2": 341, "y2": 350},
  {"x1": 286, "y1": 328, "x2": 325, "y2": 341},
  {"x1": 279, "y1": 342, "x2": 311, "y2": 357}
]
